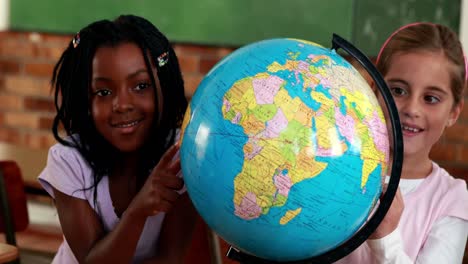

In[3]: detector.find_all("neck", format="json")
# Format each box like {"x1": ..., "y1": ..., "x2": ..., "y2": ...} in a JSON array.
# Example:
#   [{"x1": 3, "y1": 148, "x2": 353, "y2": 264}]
[
  {"x1": 113, "y1": 153, "x2": 139, "y2": 178},
  {"x1": 400, "y1": 153, "x2": 432, "y2": 179}
]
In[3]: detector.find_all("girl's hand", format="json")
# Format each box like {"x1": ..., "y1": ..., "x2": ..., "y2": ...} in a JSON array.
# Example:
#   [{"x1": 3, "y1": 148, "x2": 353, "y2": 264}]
[
  {"x1": 370, "y1": 187, "x2": 404, "y2": 239},
  {"x1": 128, "y1": 144, "x2": 184, "y2": 218}
]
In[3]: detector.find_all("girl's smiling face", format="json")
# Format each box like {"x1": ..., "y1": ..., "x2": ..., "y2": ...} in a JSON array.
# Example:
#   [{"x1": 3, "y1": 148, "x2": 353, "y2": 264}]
[
  {"x1": 90, "y1": 42, "x2": 157, "y2": 153},
  {"x1": 385, "y1": 51, "x2": 462, "y2": 159}
]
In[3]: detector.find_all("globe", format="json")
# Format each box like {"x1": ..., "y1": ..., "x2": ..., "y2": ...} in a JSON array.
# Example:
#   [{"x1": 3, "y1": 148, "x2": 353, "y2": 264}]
[{"x1": 180, "y1": 38, "x2": 391, "y2": 262}]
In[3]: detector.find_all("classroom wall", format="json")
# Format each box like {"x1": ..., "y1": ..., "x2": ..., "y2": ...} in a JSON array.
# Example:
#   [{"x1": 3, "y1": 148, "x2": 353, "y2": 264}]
[
  {"x1": 6, "y1": 0, "x2": 461, "y2": 55},
  {"x1": 353, "y1": 0, "x2": 461, "y2": 54},
  {"x1": 8, "y1": 0, "x2": 354, "y2": 50}
]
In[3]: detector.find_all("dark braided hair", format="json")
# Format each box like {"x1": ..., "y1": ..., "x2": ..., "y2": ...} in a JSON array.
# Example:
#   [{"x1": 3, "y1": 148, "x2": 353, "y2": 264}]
[{"x1": 51, "y1": 15, "x2": 187, "y2": 201}]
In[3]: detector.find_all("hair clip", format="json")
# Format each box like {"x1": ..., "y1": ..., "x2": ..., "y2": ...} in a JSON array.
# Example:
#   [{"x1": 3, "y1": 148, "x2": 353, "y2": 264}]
[
  {"x1": 157, "y1": 51, "x2": 169, "y2": 67},
  {"x1": 72, "y1": 32, "x2": 80, "y2": 48}
]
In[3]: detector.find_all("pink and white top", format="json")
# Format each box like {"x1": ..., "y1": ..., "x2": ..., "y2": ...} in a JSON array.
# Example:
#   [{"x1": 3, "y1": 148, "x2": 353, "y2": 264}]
[{"x1": 336, "y1": 162, "x2": 468, "y2": 263}]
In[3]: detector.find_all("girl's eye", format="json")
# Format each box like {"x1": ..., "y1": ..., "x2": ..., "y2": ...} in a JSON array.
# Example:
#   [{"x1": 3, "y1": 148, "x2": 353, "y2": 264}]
[
  {"x1": 93, "y1": 89, "x2": 112, "y2": 97},
  {"x1": 135, "y1": 82, "x2": 152, "y2": 91},
  {"x1": 424, "y1": 95, "x2": 440, "y2": 104},
  {"x1": 390, "y1": 87, "x2": 407, "y2": 97}
]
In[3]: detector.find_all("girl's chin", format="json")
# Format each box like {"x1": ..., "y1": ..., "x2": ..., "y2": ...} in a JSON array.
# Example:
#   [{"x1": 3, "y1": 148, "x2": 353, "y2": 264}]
[{"x1": 402, "y1": 148, "x2": 428, "y2": 159}]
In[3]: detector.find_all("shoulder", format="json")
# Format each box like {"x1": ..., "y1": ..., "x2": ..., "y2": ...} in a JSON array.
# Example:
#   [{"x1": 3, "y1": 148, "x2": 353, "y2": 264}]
[
  {"x1": 47, "y1": 137, "x2": 91, "y2": 172},
  {"x1": 48, "y1": 139, "x2": 82, "y2": 160},
  {"x1": 430, "y1": 162, "x2": 468, "y2": 219},
  {"x1": 431, "y1": 163, "x2": 467, "y2": 193},
  {"x1": 38, "y1": 136, "x2": 94, "y2": 199}
]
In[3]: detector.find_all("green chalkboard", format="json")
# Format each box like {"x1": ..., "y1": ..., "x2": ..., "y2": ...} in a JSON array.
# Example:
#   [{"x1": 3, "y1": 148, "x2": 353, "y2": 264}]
[
  {"x1": 352, "y1": 0, "x2": 461, "y2": 55},
  {"x1": 10, "y1": 0, "x2": 353, "y2": 48}
]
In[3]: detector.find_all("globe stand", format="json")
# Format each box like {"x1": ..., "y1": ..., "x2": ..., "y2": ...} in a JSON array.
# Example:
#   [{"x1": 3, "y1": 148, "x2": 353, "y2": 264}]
[
  {"x1": 227, "y1": 247, "x2": 279, "y2": 264},
  {"x1": 225, "y1": 34, "x2": 403, "y2": 264}
]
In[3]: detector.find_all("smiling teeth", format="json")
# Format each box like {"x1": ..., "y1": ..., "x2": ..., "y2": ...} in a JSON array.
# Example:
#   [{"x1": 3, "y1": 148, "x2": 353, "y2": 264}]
[
  {"x1": 402, "y1": 125, "x2": 421, "y2": 133},
  {"x1": 116, "y1": 121, "x2": 138, "y2": 128}
]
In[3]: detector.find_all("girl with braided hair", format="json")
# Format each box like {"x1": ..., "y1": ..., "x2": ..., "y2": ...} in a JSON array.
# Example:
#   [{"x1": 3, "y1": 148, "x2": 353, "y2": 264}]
[{"x1": 38, "y1": 15, "x2": 197, "y2": 263}]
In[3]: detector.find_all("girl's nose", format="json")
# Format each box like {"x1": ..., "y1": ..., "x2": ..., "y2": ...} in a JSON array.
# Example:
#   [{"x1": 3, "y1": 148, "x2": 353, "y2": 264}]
[
  {"x1": 399, "y1": 97, "x2": 421, "y2": 118},
  {"x1": 112, "y1": 89, "x2": 134, "y2": 113}
]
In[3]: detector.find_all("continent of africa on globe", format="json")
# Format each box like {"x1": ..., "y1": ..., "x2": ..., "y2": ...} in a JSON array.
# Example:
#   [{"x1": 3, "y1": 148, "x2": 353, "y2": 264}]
[{"x1": 179, "y1": 38, "x2": 390, "y2": 262}]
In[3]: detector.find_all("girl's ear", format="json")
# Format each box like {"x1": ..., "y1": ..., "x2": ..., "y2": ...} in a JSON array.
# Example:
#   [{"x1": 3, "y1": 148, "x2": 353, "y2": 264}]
[{"x1": 447, "y1": 100, "x2": 464, "y2": 127}]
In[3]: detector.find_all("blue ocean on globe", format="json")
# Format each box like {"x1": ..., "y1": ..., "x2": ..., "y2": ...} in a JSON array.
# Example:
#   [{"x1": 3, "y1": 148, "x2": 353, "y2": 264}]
[{"x1": 180, "y1": 38, "x2": 389, "y2": 261}]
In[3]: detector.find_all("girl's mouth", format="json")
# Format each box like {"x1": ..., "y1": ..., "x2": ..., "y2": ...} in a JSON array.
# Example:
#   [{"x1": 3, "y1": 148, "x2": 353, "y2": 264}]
[
  {"x1": 114, "y1": 120, "x2": 140, "y2": 128},
  {"x1": 112, "y1": 119, "x2": 142, "y2": 134},
  {"x1": 401, "y1": 123, "x2": 424, "y2": 136}
]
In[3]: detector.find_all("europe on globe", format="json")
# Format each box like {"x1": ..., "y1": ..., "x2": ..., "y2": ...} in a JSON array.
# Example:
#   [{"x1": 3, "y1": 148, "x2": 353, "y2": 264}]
[{"x1": 179, "y1": 38, "x2": 390, "y2": 262}]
